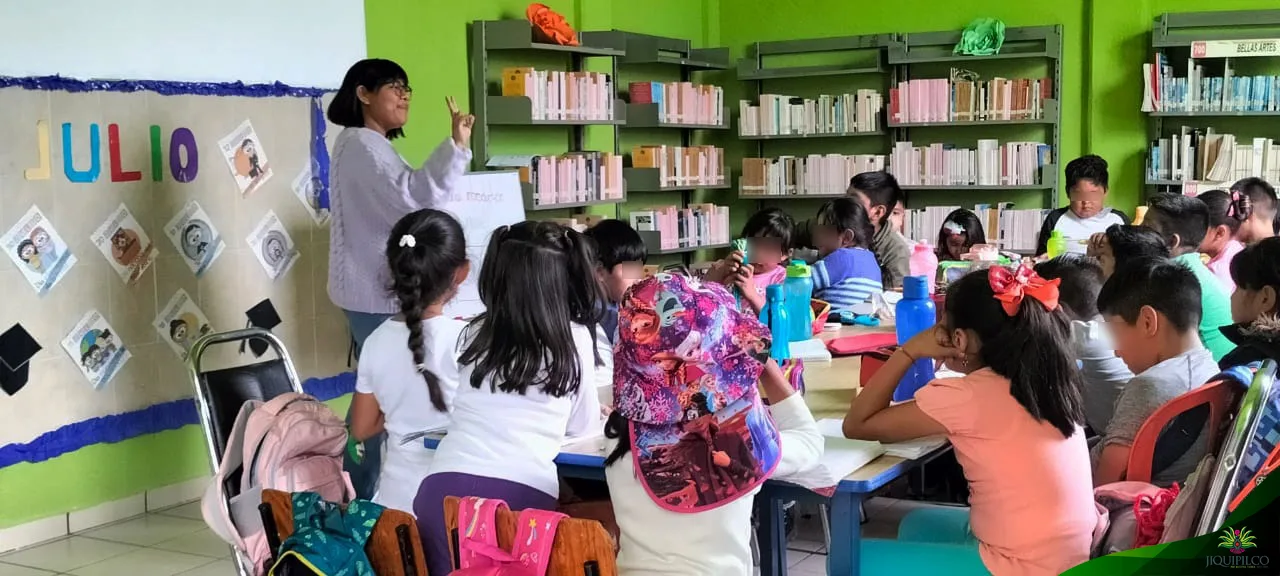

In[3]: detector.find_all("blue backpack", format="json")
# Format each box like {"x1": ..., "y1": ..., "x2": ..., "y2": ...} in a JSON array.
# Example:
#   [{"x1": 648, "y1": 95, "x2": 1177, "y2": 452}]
[{"x1": 268, "y1": 492, "x2": 385, "y2": 576}]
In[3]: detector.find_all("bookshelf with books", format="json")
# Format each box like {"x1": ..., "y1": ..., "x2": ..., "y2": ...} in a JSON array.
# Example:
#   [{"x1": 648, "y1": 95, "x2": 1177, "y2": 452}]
[
  {"x1": 468, "y1": 20, "x2": 628, "y2": 213},
  {"x1": 1142, "y1": 10, "x2": 1280, "y2": 196},
  {"x1": 736, "y1": 34, "x2": 893, "y2": 207},
  {"x1": 888, "y1": 26, "x2": 1063, "y2": 207},
  {"x1": 588, "y1": 31, "x2": 733, "y2": 263},
  {"x1": 630, "y1": 204, "x2": 733, "y2": 255},
  {"x1": 903, "y1": 203, "x2": 1047, "y2": 254}
]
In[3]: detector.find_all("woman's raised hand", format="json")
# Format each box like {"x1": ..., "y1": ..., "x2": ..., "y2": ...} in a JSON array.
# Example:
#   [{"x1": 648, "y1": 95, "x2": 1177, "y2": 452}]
[{"x1": 447, "y1": 96, "x2": 475, "y2": 148}]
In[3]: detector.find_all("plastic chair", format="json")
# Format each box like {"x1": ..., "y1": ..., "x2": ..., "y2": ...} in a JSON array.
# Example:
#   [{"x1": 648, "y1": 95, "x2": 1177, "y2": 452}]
[
  {"x1": 1199, "y1": 361, "x2": 1277, "y2": 534},
  {"x1": 259, "y1": 489, "x2": 426, "y2": 576},
  {"x1": 1126, "y1": 377, "x2": 1241, "y2": 483},
  {"x1": 443, "y1": 495, "x2": 617, "y2": 576}
]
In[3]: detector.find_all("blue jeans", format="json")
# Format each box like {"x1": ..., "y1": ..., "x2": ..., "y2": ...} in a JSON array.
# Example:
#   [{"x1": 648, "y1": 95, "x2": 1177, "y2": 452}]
[{"x1": 342, "y1": 309, "x2": 393, "y2": 500}]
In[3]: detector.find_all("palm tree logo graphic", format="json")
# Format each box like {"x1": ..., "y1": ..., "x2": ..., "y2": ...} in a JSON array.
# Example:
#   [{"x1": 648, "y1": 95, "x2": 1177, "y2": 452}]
[{"x1": 1217, "y1": 526, "x2": 1258, "y2": 555}]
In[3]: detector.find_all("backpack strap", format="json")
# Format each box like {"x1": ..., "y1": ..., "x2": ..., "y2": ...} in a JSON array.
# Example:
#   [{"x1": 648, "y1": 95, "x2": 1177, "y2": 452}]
[
  {"x1": 456, "y1": 497, "x2": 509, "y2": 569},
  {"x1": 341, "y1": 500, "x2": 386, "y2": 547},
  {"x1": 509, "y1": 509, "x2": 568, "y2": 576}
]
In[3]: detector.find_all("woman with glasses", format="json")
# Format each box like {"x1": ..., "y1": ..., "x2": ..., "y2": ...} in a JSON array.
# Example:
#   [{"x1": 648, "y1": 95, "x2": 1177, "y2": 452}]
[{"x1": 326, "y1": 58, "x2": 475, "y2": 499}]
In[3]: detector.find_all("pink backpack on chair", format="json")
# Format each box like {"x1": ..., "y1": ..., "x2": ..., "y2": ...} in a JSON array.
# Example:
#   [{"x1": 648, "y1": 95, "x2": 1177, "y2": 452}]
[{"x1": 452, "y1": 497, "x2": 566, "y2": 576}]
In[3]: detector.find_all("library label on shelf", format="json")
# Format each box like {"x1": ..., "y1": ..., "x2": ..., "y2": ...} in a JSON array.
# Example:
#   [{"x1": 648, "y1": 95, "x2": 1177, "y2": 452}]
[{"x1": 1192, "y1": 38, "x2": 1280, "y2": 59}]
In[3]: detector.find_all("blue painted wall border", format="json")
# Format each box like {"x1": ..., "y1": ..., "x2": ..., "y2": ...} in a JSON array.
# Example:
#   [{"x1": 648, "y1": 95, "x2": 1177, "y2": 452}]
[
  {"x1": 0, "y1": 75, "x2": 331, "y2": 98},
  {"x1": 0, "y1": 372, "x2": 355, "y2": 470}
]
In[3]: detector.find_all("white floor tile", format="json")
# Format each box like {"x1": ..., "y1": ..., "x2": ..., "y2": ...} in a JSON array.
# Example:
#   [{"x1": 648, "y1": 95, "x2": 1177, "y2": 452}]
[
  {"x1": 0, "y1": 562, "x2": 58, "y2": 576},
  {"x1": 68, "y1": 547, "x2": 211, "y2": 576},
  {"x1": 786, "y1": 548, "x2": 811, "y2": 568},
  {"x1": 153, "y1": 529, "x2": 230, "y2": 559},
  {"x1": 176, "y1": 558, "x2": 237, "y2": 576},
  {"x1": 155, "y1": 502, "x2": 203, "y2": 521},
  {"x1": 0, "y1": 537, "x2": 138, "y2": 573},
  {"x1": 792, "y1": 553, "x2": 828, "y2": 575},
  {"x1": 80, "y1": 515, "x2": 205, "y2": 547}
]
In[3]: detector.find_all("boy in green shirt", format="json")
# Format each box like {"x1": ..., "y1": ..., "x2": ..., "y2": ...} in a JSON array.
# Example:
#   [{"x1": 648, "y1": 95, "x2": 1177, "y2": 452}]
[{"x1": 1142, "y1": 194, "x2": 1237, "y2": 361}]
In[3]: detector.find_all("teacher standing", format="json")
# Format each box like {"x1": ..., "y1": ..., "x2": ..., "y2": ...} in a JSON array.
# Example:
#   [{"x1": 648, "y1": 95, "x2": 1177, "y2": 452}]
[{"x1": 326, "y1": 58, "x2": 474, "y2": 498}]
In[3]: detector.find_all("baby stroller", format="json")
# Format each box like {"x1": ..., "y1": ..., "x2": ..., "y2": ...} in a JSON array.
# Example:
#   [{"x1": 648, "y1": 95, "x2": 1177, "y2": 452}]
[{"x1": 187, "y1": 328, "x2": 305, "y2": 576}]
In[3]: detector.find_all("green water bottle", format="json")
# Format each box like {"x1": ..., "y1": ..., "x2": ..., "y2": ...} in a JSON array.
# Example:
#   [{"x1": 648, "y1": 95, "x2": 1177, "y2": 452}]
[{"x1": 1046, "y1": 230, "x2": 1067, "y2": 259}]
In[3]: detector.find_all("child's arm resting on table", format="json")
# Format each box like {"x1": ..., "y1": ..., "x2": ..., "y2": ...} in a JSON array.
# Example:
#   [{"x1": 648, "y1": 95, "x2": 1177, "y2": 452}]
[
  {"x1": 842, "y1": 329, "x2": 950, "y2": 443},
  {"x1": 760, "y1": 359, "x2": 823, "y2": 477}
]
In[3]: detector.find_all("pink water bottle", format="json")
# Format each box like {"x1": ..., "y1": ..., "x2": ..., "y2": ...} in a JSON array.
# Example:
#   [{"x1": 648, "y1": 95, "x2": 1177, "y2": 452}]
[{"x1": 909, "y1": 242, "x2": 939, "y2": 294}]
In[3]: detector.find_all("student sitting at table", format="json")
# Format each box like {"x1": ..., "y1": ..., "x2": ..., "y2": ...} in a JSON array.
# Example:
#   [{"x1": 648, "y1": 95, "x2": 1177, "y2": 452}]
[
  {"x1": 584, "y1": 219, "x2": 648, "y2": 343},
  {"x1": 415, "y1": 221, "x2": 609, "y2": 576},
  {"x1": 1141, "y1": 194, "x2": 1237, "y2": 360},
  {"x1": 848, "y1": 171, "x2": 911, "y2": 289},
  {"x1": 1036, "y1": 155, "x2": 1129, "y2": 256},
  {"x1": 1088, "y1": 224, "x2": 1170, "y2": 280},
  {"x1": 1218, "y1": 237, "x2": 1280, "y2": 369},
  {"x1": 348, "y1": 209, "x2": 469, "y2": 515},
  {"x1": 706, "y1": 208, "x2": 794, "y2": 315},
  {"x1": 603, "y1": 273, "x2": 823, "y2": 576},
  {"x1": 1093, "y1": 257, "x2": 1218, "y2": 487},
  {"x1": 936, "y1": 208, "x2": 987, "y2": 262},
  {"x1": 843, "y1": 264, "x2": 1096, "y2": 575},
  {"x1": 810, "y1": 197, "x2": 883, "y2": 310},
  {"x1": 1036, "y1": 254, "x2": 1133, "y2": 435}
]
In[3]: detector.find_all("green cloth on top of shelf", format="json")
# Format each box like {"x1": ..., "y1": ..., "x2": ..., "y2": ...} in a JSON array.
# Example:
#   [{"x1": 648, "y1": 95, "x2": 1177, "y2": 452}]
[{"x1": 954, "y1": 18, "x2": 1005, "y2": 56}]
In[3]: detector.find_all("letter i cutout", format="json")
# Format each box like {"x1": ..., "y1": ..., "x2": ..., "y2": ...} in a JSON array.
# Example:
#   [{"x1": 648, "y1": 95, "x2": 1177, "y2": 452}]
[{"x1": 24, "y1": 120, "x2": 51, "y2": 180}]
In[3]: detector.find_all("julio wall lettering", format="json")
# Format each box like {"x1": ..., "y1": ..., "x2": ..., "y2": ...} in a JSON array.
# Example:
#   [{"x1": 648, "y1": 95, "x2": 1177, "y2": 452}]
[{"x1": 25, "y1": 120, "x2": 199, "y2": 184}]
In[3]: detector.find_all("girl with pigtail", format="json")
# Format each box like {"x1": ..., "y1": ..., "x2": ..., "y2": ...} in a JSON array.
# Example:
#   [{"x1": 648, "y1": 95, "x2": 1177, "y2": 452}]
[
  {"x1": 416, "y1": 221, "x2": 611, "y2": 576},
  {"x1": 348, "y1": 208, "x2": 470, "y2": 515}
]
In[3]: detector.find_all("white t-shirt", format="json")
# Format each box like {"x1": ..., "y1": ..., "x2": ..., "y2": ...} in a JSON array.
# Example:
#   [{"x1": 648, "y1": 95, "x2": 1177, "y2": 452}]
[
  {"x1": 356, "y1": 316, "x2": 466, "y2": 514},
  {"x1": 605, "y1": 394, "x2": 823, "y2": 576},
  {"x1": 1054, "y1": 209, "x2": 1126, "y2": 254},
  {"x1": 428, "y1": 322, "x2": 608, "y2": 497}
]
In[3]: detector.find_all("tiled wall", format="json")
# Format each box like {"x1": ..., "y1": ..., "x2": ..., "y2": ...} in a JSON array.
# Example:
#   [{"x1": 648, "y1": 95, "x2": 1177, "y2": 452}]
[{"x1": 0, "y1": 87, "x2": 347, "y2": 447}]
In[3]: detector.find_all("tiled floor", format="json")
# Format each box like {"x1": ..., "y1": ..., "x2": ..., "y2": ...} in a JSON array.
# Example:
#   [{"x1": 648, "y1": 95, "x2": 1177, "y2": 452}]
[
  {"x1": 0, "y1": 503, "x2": 235, "y2": 576},
  {"x1": 1, "y1": 497, "x2": 951, "y2": 575}
]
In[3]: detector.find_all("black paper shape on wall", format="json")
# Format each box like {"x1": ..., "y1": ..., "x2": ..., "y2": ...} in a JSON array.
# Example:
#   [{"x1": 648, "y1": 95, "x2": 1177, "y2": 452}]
[
  {"x1": 0, "y1": 324, "x2": 42, "y2": 396},
  {"x1": 241, "y1": 298, "x2": 282, "y2": 357}
]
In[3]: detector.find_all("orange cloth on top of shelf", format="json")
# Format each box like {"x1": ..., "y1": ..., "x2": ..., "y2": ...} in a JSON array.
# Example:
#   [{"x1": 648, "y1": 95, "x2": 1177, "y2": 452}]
[{"x1": 527, "y1": 3, "x2": 579, "y2": 46}]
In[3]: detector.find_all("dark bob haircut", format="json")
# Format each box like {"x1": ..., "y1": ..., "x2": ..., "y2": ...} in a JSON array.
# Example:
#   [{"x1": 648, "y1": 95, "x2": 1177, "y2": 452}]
[{"x1": 328, "y1": 59, "x2": 409, "y2": 140}]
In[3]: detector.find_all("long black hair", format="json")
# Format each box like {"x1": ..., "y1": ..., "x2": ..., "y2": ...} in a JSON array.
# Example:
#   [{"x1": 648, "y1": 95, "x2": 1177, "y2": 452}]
[
  {"x1": 459, "y1": 221, "x2": 605, "y2": 397},
  {"x1": 816, "y1": 197, "x2": 874, "y2": 249},
  {"x1": 386, "y1": 209, "x2": 468, "y2": 411},
  {"x1": 328, "y1": 58, "x2": 410, "y2": 139},
  {"x1": 935, "y1": 208, "x2": 987, "y2": 259},
  {"x1": 945, "y1": 269, "x2": 1086, "y2": 437},
  {"x1": 1199, "y1": 189, "x2": 1248, "y2": 234}
]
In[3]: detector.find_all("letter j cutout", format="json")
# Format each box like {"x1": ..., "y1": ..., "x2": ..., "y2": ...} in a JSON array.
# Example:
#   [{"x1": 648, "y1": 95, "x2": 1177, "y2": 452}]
[{"x1": 62, "y1": 122, "x2": 101, "y2": 183}]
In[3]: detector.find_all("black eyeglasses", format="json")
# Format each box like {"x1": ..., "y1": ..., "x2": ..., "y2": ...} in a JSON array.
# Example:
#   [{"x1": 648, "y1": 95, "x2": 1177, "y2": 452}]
[{"x1": 385, "y1": 83, "x2": 412, "y2": 99}]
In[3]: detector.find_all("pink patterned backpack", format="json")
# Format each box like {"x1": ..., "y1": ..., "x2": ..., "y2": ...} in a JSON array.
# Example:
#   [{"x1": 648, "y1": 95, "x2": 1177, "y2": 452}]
[{"x1": 451, "y1": 497, "x2": 566, "y2": 576}]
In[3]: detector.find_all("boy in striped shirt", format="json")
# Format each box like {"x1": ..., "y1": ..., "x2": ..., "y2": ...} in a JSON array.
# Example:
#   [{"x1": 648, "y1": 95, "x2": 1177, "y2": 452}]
[{"x1": 811, "y1": 198, "x2": 884, "y2": 311}]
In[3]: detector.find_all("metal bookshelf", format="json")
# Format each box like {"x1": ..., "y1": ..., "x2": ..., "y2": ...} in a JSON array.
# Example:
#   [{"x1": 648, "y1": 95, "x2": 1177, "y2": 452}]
[
  {"x1": 467, "y1": 20, "x2": 628, "y2": 212},
  {"x1": 1144, "y1": 10, "x2": 1280, "y2": 197},
  {"x1": 736, "y1": 33, "x2": 894, "y2": 207},
  {"x1": 588, "y1": 30, "x2": 733, "y2": 261},
  {"x1": 888, "y1": 25, "x2": 1064, "y2": 207}
]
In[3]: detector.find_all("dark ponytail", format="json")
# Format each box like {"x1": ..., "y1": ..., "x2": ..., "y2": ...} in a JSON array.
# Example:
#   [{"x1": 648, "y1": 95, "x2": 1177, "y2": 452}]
[
  {"x1": 945, "y1": 269, "x2": 1086, "y2": 437},
  {"x1": 1200, "y1": 189, "x2": 1249, "y2": 233},
  {"x1": 386, "y1": 209, "x2": 468, "y2": 411},
  {"x1": 460, "y1": 221, "x2": 606, "y2": 397}
]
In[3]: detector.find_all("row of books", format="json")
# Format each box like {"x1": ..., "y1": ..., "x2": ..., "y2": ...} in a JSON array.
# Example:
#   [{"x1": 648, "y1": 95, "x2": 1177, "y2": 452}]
[
  {"x1": 1142, "y1": 54, "x2": 1280, "y2": 113},
  {"x1": 629, "y1": 203, "x2": 731, "y2": 251},
  {"x1": 740, "y1": 155, "x2": 888, "y2": 197},
  {"x1": 513, "y1": 152, "x2": 625, "y2": 207},
  {"x1": 1149, "y1": 129, "x2": 1280, "y2": 184},
  {"x1": 631, "y1": 145, "x2": 726, "y2": 188},
  {"x1": 629, "y1": 82, "x2": 725, "y2": 126},
  {"x1": 501, "y1": 68, "x2": 616, "y2": 121},
  {"x1": 903, "y1": 203, "x2": 1046, "y2": 254},
  {"x1": 890, "y1": 75, "x2": 1053, "y2": 124},
  {"x1": 889, "y1": 140, "x2": 1051, "y2": 187},
  {"x1": 737, "y1": 91, "x2": 884, "y2": 137}
]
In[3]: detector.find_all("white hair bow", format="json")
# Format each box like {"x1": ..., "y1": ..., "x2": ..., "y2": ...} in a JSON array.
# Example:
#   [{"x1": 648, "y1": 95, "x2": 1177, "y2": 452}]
[{"x1": 399, "y1": 234, "x2": 417, "y2": 248}]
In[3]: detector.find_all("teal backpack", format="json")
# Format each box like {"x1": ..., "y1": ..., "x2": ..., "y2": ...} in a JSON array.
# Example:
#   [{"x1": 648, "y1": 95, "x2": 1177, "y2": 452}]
[{"x1": 268, "y1": 492, "x2": 385, "y2": 576}]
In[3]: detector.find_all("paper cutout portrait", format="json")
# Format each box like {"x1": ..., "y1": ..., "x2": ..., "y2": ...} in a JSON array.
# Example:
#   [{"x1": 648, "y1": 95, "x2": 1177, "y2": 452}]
[
  {"x1": 154, "y1": 289, "x2": 213, "y2": 360},
  {"x1": 61, "y1": 309, "x2": 131, "y2": 390},
  {"x1": 2, "y1": 205, "x2": 77, "y2": 296},
  {"x1": 164, "y1": 200, "x2": 225, "y2": 276},
  {"x1": 246, "y1": 210, "x2": 299, "y2": 280},
  {"x1": 292, "y1": 166, "x2": 329, "y2": 225},
  {"x1": 91, "y1": 204, "x2": 159, "y2": 284},
  {"x1": 218, "y1": 119, "x2": 273, "y2": 196}
]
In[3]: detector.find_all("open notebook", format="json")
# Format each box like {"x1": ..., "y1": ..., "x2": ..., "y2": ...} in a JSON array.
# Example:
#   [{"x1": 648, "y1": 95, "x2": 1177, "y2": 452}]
[{"x1": 815, "y1": 418, "x2": 947, "y2": 459}]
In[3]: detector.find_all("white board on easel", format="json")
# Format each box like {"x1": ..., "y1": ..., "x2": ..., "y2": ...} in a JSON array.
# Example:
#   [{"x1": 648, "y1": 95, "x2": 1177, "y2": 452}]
[{"x1": 436, "y1": 171, "x2": 525, "y2": 319}]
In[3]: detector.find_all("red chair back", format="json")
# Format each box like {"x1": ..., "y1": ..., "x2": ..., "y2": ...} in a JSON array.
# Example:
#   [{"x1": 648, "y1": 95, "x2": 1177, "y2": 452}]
[{"x1": 1126, "y1": 378, "x2": 1241, "y2": 483}]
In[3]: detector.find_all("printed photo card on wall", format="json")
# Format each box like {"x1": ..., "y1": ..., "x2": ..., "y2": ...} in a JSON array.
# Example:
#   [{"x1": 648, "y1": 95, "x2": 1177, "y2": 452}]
[
  {"x1": 61, "y1": 309, "x2": 130, "y2": 390},
  {"x1": 218, "y1": 119, "x2": 273, "y2": 196},
  {"x1": 292, "y1": 166, "x2": 329, "y2": 225},
  {"x1": 164, "y1": 200, "x2": 226, "y2": 277},
  {"x1": 91, "y1": 204, "x2": 159, "y2": 285},
  {"x1": 154, "y1": 289, "x2": 212, "y2": 360},
  {"x1": 2, "y1": 205, "x2": 76, "y2": 296},
  {"x1": 247, "y1": 210, "x2": 299, "y2": 280}
]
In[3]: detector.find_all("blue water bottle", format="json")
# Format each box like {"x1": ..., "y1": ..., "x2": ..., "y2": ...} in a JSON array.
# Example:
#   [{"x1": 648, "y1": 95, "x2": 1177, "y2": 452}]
[
  {"x1": 764, "y1": 284, "x2": 791, "y2": 362},
  {"x1": 784, "y1": 261, "x2": 814, "y2": 342},
  {"x1": 894, "y1": 275, "x2": 937, "y2": 401}
]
